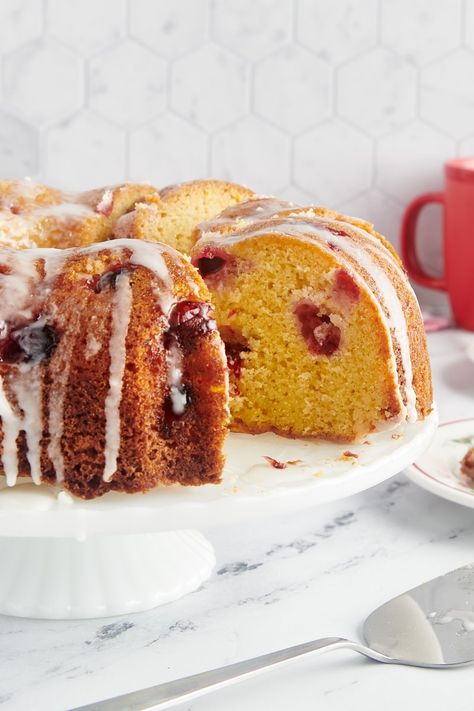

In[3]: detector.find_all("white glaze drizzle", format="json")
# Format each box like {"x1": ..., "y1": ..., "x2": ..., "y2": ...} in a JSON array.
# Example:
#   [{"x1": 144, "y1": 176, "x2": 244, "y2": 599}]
[
  {"x1": 102, "y1": 272, "x2": 133, "y2": 482},
  {"x1": 167, "y1": 341, "x2": 186, "y2": 415},
  {"x1": 47, "y1": 313, "x2": 79, "y2": 483},
  {"x1": 201, "y1": 216, "x2": 418, "y2": 422},
  {"x1": 197, "y1": 197, "x2": 294, "y2": 235},
  {"x1": 0, "y1": 238, "x2": 181, "y2": 487},
  {"x1": 0, "y1": 376, "x2": 21, "y2": 486},
  {"x1": 10, "y1": 364, "x2": 43, "y2": 485}
]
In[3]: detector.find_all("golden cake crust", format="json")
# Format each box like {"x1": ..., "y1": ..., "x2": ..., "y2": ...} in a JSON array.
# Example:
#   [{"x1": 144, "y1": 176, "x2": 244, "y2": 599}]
[{"x1": 0, "y1": 239, "x2": 228, "y2": 498}]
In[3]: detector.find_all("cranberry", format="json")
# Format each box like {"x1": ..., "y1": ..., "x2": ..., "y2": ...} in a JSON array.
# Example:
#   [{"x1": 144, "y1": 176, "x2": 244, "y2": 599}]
[
  {"x1": 197, "y1": 255, "x2": 226, "y2": 276},
  {"x1": 263, "y1": 456, "x2": 287, "y2": 469},
  {"x1": 294, "y1": 302, "x2": 340, "y2": 357},
  {"x1": 334, "y1": 269, "x2": 360, "y2": 302},
  {"x1": 87, "y1": 265, "x2": 134, "y2": 293},
  {"x1": 326, "y1": 225, "x2": 349, "y2": 238},
  {"x1": 193, "y1": 247, "x2": 233, "y2": 282},
  {"x1": 168, "y1": 301, "x2": 216, "y2": 335},
  {"x1": 0, "y1": 320, "x2": 58, "y2": 364}
]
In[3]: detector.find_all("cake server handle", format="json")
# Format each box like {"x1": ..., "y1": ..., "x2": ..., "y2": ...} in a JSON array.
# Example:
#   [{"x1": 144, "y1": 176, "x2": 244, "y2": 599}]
[{"x1": 74, "y1": 637, "x2": 391, "y2": 710}]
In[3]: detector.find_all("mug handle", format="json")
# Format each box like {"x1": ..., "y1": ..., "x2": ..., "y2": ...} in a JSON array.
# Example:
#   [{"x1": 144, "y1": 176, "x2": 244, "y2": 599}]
[{"x1": 401, "y1": 192, "x2": 447, "y2": 291}]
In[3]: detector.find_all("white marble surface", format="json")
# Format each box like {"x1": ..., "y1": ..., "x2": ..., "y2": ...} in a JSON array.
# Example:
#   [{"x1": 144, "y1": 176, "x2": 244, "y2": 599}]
[{"x1": 0, "y1": 328, "x2": 473, "y2": 710}]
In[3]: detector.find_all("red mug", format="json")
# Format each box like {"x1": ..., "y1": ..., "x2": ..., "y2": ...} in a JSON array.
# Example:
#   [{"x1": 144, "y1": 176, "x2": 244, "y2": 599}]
[{"x1": 401, "y1": 157, "x2": 474, "y2": 330}]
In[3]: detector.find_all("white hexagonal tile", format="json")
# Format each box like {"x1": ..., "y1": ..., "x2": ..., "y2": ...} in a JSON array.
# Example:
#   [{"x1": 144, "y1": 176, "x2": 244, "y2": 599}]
[
  {"x1": 171, "y1": 45, "x2": 247, "y2": 132},
  {"x1": 459, "y1": 134, "x2": 474, "y2": 159},
  {"x1": 130, "y1": 0, "x2": 209, "y2": 58},
  {"x1": 89, "y1": 41, "x2": 167, "y2": 129},
  {"x1": 130, "y1": 114, "x2": 207, "y2": 186},
  {"x1": 211, "y1": 116, "x2": 290, "y2": 194},
  {"x1": 381, "y1": 0, "x2": 462, "y2": 65},
  {"x1": 278, "y1": 184, "x2": 316, "y2": 205},
  {"x1": 376, "y1": 121, "x2": 454, "y2": 203},
  {"x1": 46, "y1": 111, "x2": 126, "y2": 191},
  {"x1": 420, "y1": 50, "x2": 474, "y2": 139},
  {"x1": 0, "y1": 112, "x2": 38, "y2": 177},
  {"x1": 296, "y1": 0, "x2": 377, "y2": 65},
  {"x1": 294, "y1": 121, "x2": 373, "y2": 205},
  {"x1": 466, "y1": 0, "x2": 474, "y2": 50},
  {"x1": 340, "y1": 189, "x2": 404, "y2": 251},
  {"x1": 213, "y1": 0, "x2": 292, "y2": 61},
  {"x1": 0, "y1": 0, "x2": 42, "y2": 54},
  {"x1": 337, "y1": 48, "x2": 416, "y2": 137},
  {"x1": 47, "y1": 0, "x2": 126, "y2": 56},
  {"x1": 3, "y1": 40, "x2": 83, "y2": 126},
  {"x1": 254, "y1": 46, "x2": 331, "y2": 133}
]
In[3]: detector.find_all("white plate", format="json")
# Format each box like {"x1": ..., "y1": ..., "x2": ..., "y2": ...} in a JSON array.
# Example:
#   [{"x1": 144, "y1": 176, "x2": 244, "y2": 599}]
[
  {"x1": 0, "y1": 409, "x2": 438, "y2": 538},
  {"x1": 405, "y1": 418, "x2": 474, "y2": 508}
]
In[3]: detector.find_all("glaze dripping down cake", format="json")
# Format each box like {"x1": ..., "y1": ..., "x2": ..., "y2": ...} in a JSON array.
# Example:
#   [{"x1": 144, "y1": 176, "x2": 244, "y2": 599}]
[
  {"x1": 0, "y1": 239, "x2": 228, "y2": 498},
  {"x1": 191, "y1": 200, "x2": 432, "y2": 442}
]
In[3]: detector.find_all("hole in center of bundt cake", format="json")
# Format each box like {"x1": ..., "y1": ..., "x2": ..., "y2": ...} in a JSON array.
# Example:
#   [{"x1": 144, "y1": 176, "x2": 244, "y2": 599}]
[
  {"x1": 88, "y1": 265, "x2": 135, "y2": 293},
  {"x1": 293, "y1": 301, "x2": 341, "y2": 357},
  {"x1": 0, "y1": 319, "x2": 58, "y2": 364}
]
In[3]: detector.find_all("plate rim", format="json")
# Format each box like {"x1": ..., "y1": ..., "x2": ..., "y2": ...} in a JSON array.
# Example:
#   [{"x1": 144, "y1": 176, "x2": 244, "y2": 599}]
[
  {"x1": 0, "y1": 410, "x2": 439, "y2": 537},
  {"x1": 405, "y1": 416, "x2": 474, "y2": 508}
]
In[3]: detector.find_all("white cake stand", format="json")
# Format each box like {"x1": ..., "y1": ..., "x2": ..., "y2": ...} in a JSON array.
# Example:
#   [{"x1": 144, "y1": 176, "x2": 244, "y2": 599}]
[{"x1": 0, "y1": 410, "x2": 437, "y2": 620}]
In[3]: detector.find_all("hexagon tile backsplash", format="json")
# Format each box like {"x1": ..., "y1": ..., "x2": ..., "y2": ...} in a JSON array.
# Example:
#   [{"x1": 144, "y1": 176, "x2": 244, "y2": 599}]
[{"x1": 0, "y1": 0, "x2": 472, "y2": 295}]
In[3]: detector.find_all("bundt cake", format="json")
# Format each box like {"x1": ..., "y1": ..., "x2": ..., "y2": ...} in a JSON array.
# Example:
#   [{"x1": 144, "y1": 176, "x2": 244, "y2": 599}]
[
  {"x1": 0, "y1": 238, "x2": 228, "y2": 498},
  {"x1": 0, "y1": 179, "x2": 255, "y2": 255},
  {"x1": 112, "y1": 179, "x2": 255, "y2": 254},
  {"x1": 191, "y1": 205, "x2": 432, "y2": 442}
]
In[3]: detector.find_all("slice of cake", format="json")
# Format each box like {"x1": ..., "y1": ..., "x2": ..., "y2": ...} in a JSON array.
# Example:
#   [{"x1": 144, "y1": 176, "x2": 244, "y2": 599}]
[
  {"x1": 191, "y1": 208, "x2": 432, "y2": 442},
  {"x1": 0, "y1": 239, "x2": 228, "y2": 498}
]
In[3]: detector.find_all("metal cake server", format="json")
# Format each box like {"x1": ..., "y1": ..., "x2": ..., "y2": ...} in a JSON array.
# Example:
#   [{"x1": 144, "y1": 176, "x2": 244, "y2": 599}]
[{"x1": 76, "y1": 565, "x2": 474, "y2": 711}]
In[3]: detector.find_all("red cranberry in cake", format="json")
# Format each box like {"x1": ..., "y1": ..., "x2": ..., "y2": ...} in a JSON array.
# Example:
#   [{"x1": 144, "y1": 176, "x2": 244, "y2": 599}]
[
  {"x1": 333, "y1": 269, "x2": 360, "y2": 303},
  {"x1": 294, "y1": 301, "x2": 340, "y2": 357},
  {"x1": 0, "y1": 320, "x2": 58, "y2": 364},
  {"x1": 168, "y1": 301, "x2": 216, "y2": 336},
  {"x1": 193, "y1": 246, "x2": 235, "y2": 283}
]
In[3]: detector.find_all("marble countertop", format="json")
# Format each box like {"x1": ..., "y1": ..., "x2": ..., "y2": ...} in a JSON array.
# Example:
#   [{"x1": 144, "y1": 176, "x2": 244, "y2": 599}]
[{"x1": 2, "y1": 328, "x2": 474, "y2": 711}]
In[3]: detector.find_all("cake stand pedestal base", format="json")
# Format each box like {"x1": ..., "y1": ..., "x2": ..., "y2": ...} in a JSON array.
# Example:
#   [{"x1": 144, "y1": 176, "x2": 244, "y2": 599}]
[{"x1": 0, "y1": 530, "x2": 215, "y2": 620}]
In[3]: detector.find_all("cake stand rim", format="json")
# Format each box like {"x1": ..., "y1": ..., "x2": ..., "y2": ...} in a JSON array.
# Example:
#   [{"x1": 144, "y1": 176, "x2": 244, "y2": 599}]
[{"x1": 0, "y1": 408, "x2": 438, "y2": 538}]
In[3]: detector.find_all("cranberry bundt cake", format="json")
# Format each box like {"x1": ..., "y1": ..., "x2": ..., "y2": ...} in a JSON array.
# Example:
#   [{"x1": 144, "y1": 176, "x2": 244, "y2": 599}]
[
  {"x1": 191, "y1": 204, "x2": 432, "y2": 442},
  {"x1": 0, "y1": 238, "x2": 228, "y2": 498}
]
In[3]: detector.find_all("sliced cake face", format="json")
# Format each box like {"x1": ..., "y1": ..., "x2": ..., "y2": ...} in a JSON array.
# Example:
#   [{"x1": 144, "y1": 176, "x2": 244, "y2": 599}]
[
  {"x1": 112, "y1": 179, "x2": 256, "y2": 255},
  {"x1": 192, "y1": 214, "x2": 433, "y2": 442},
  {"x1": 0, "y1": 239, "x2": 228, "y2": 498}
]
